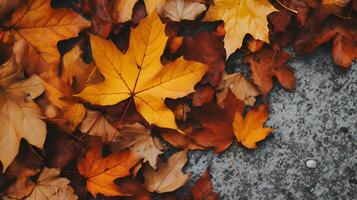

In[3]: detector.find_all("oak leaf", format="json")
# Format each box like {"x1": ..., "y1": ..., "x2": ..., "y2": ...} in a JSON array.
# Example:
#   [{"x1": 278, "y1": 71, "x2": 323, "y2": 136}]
[
  {"x1": 77, "y1": 140, "x2": 139, "y2": 197},
  {"x1": 1, "y1": 0, "x2": 90, "y2": 68},
  {"x1": 158, "y1": 0, "x2": 206, "y2": 22},
  {"x1": 217, "y1": 73, "x2": 260, "y2": 107},
  {"x1": 78, "y1": 12, "x2": 208, "y2": 130},
  {"x1": 233, "y1": 104, "x2": 272, "y2": 149},
  {"x1": 143, "y1": 150, "x2": 190, "y2": 193},
  {"x1": 204, "y1": 0, "x2": 277, "y2": 57},
  {"x1": 0, "y1": 70, "x2": 46, "y2": 171},
  {"x1": 244, "y1": 48, "x2": 295, "y2": 96}
]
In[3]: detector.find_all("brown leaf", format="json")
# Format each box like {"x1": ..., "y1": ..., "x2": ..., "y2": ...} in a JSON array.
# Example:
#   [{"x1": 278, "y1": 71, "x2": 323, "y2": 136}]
[
  {"x1": 191, "y1": 84, "x2": 215, "y2": 107},
  {"x1": 112, "y1": 123, "x2": 164, "y2": 169},
  {"x1": 217, "y1": 73, "x2": 260, "y2": 107},
  {"x1": 0, "y1": 0, "x2": 19, "y2": 20},
  {"x1": 159, "y1": 128, "x2": 205, "y2": 150},
  {"x1": 80, "y1": 109, "x2": 120, "y2": 142},
  {"x1": 190, "y1": 169, "x2": 219, "y2": 200},
  {"x1": 182, "y1": 31, "x2": 226, "y2": 86},
  {"x1": 244, "y1": 48, "x2": 295, "y2": 96},
  {"x1": 143, "y1": 150, "x2": 190, "y2": 193}
]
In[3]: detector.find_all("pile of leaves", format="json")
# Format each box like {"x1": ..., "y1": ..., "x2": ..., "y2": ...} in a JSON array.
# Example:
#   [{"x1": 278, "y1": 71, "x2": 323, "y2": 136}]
[{"x1": 0, "y1": 0, "x2": 356, "y2": 199}]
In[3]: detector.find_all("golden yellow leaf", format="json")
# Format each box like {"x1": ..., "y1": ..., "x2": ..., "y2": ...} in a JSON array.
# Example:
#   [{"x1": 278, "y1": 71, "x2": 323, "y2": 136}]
[
  {"x1": 64, "y1": 103, "x2": 86, "y2": 129},
  {"x1": 204, "y1": 0, "x2": 277, "y2": 57},
  {"x1": 158, "y1": 0, "x2": 206, "y2": 22},
  {"x1": 0, "y1": 74, "x2": 46, "y2": 172},
  {"x1": 233, "y1": 104, "x2": 273, "y2": 149},
  {"x1": 2, "y1": 0, "x2": 90, "y2": 67},
  {"x1": 77, "y1": 140, "x2": 139, "y2": 197},
  {"x1": 78, "y1": 12, "x2": 208, "y2": 130},
  {"x1": 113, "y1": 0, "x2": 139, "y2": 23},
  {"x1": 144, "y1": 0, "x2": 164, "y2": 14}
]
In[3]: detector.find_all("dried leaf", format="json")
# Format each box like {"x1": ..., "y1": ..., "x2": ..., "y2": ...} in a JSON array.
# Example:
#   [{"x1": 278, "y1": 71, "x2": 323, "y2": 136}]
[
  {"x1": 143, "y1": 150, "x2": 190, "y2": 193},
  {"x1": 113, "y1": 0, "x2": 139, "y2": 23},
  {"x1": 77, "y1": 140, "x2": 139, "y2": 197},
  {"x1": 217, "y1": 73, "x2": 260, "y2": 107},
  {"x1": 0, "y1": 74, "x2": 46, "y2": 171},
  {"x1": 2, "y1": 0, "x2": 90, "y2": 67},
  {"x1": 77, "y1": 12, "x2": 208, "y2": 130},
  {"x1": 80, "y1": 109, "x2": 120, "y2": 142},
  {"x1": 204, "y1": 0, "x2": 277, "y2": 57},
  {"x1": 190, "y1": 169, "x2": 219, "y2": 200},
  {"x1": 233, "y1": 104, "x2": 273, "y2": 149},
  {"x1": 159, "y1": 0, "x2": 206, "y2": 22},
  {"x1": 244, "y1": 48, "x2": 295, "y2": 96}
]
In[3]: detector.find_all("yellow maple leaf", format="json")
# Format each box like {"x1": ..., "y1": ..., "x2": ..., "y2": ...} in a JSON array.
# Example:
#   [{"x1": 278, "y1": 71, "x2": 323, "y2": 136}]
[
  {"x1": 144, "y1": 0, "x2": 164, "y2": 14},
  {"x1": 233, "y1": 104, "x2": 273, "y2": 149},
  {"x1": 204, "y1": 0, "x2": 277, "y2": 58},
  {"x1": 2, "y1": 0, "x2": 90, "y2": 67},
  {"x1": 78, "y1": 12, "x2": 208, "y2": 130}
]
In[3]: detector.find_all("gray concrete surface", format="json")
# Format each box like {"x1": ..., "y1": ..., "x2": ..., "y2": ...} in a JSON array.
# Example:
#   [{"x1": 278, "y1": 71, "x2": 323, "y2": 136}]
[{"x1": 184, "y1": 47, "x2": 357, "y2": 200}]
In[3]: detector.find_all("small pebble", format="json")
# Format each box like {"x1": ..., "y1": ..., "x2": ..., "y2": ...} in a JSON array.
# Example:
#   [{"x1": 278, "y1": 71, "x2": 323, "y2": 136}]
[{"x1": 306, "y1": 159, "x2": 317, "y2": 169}]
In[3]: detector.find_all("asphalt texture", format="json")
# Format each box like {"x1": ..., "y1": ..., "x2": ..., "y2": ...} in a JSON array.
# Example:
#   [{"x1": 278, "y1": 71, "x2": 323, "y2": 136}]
[{"x1": 184, "y1": 47, "x2": 357, "y2": 200}]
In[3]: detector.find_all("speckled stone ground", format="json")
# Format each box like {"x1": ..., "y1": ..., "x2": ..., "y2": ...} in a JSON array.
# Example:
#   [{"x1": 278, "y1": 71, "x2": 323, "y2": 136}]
[{"x1": 183, "y1": 47, "x2": 357, "y2": 200}]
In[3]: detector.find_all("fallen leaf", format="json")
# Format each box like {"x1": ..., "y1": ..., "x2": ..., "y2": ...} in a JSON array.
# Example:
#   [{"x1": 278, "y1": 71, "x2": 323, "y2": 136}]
[
  {"x1": 78, "y1": 12, "x2": 208, "y2": 130},
  {"x1": 204, "y1": 0, "x2": 277, "y2": 57},
  {"x1": 191, "y1": 84, "x2": 215, "y2": 107},
  {"x1": 0, "y1": 73, "x2": 46, "y2": 171},
  {"x1": 27, "y1": 168, "x2": 78, "y2": 200},
  {"x1": 182, "y1": 31, "x2": 225, "y2": 86},
  {"x1": 77, "y1": 140, "x2": 139, "y2": 197},
  {"x1": 143, "y1": 150, "x2": 190, "y2": 193},
  {"x1": 113, "y1": 0, "x2": 139, "y2": 23},
  {"x1": 244, "y1": 48, "x2": 295, "y2": 96},
  {"x1": 1, "y1": 0, "x2": 91, "y2": 67},
  {"x1": 159, "y1": 128, "x2": 204, "y2": 150},
  {"x1": 158, "y1": 0, "x2": 206, "y2": 22},
  {"x1": 144, "y1": 0, "x2": 164, "y2": 14},
  {"x1": 0, "y1": 0, "x2": 19, "y2": 20},
  {"x1": 322, "y1": 0, "x2": 350, "y2": 17},
  {"x1": 118, "y1": 123, "x2": 164, "y2": 168},
  {"x1": 217, "y1": 73, "x2": 260, "y2": 106},
  {"x1": 233, "y1": 104, "x2": 273, "y2": 149},
  {"x1": 80, "y1": 109, "x2": 120, "y2": 142},
  {"x1": 190, "y1": 168, "x2": 219, "y2": 200}
]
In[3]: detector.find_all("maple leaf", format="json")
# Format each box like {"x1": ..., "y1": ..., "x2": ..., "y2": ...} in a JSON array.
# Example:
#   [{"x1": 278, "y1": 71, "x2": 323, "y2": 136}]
[
  {"x1": 0, "y1": 0, "x2": 19, "y2": 20},
  {"x1": 295, "y1": 17, "x2": 357, "y2": 68},
  {"x1": 233, "y1": 104, "x2": 273, "y2": 149},
  {"x1": 217, "y1": 72, "x2": 260, "y2": 107},
  {"x1": 27, "y1": 168, "x2": 78, "y2": 200},
  {"x1": 80, "y1": 109, "x2": 120, "y2": 142},
  {"x1": 78, "y1": 12, "x2": 208, "y2": 130},
  {"x1": 203, "y1": 0, "x2": 277, "y2": 57},
  {"x1": 77, "y1": 140, "x2": 139, "y2": 197},
  {"x1": 158, "y1": 0, "x2": 206, "y2": 22},
  {"x1": 1, "y1": 0, "x2": 90, "y2": 68},
  {"x1": 144, "y1": 0, "x2": 164, "y2": 14},
  {"x1": 113, "y1": 123, "x2": 164, "y2": 169},
  {"x1": 189, "y1": 169, "x2": 219, "y2": 200},
  {"x1": 160, "y1": 128, "x2": 205, "y2": 150},
  {"x1": 244, "y1": 48, "x2": 295, "y2": 96},
  {"x1": 143, "y1": 150, "x2": 190, "y2": 193},
  {"x1": 0, "y1": 57, "x2": 46, "y2": 171}
]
